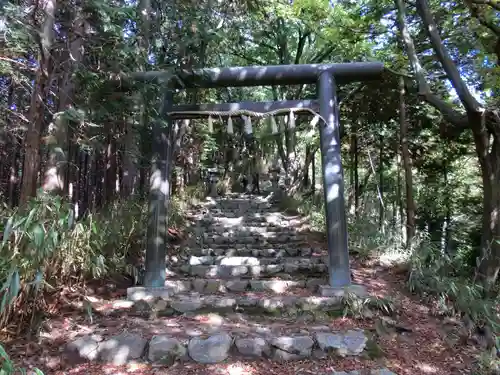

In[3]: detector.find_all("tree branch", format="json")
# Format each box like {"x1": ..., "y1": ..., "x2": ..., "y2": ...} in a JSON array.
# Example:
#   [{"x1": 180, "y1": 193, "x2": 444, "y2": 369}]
[
  {"x1": 394, "y1": 0, "x2": 469, "y2": 130},
  {"x1": 230, "y1": 50, "x2": 267, "y2": 66},
  {"x1": 311, "y1": 45, "x2": 336, "y2": 64},
  {"x1": 294, "y1": 29, "x2": 311, "y2": 65},
  {"x1": 470, "y1": 0, "x2": 500, "y2": 11},
  {"x1": 465, "y1": 0, "x2": 500, "y2": 36},
  {"x1": 415, "y1": 0, "x2": 483, "y2": 113}
]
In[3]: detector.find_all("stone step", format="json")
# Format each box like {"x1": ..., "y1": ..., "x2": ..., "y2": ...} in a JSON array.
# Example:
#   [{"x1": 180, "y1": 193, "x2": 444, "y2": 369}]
[
  {"x1": 194, "y1": 242, "x2": 313, "y2": 251},
  {"x1": 201, "y1": 231, "x2": 305, "y2": 239},
  {"x1": 200, "y1": 220, "x2": 289, "y2": 228},
  {"x1": 175, "y1": 264, "x2": 327, "y2": 278},
  {"x1": 202, "y1": 235, "x2": 309, "y2": 245},
  {"x1": 184, "y1": 255, "x2": 327, "y2": 267},
  {"x1": 187, "y1": 246, "x2": 323, "y2": 257},
  {"x1": 205, "y1": 214, "x2": 280, "y2": 221},
  {"x1": 162, "y1": 277, "x2": 326, "y2": 294},
  {"x1": 67, "y1": 328, "x2": 372, "y2": 365},
  {"x1": 125, "y1": 291, "x2": 346, "y2": 314},
  {"x1": 207, "y1": 205, "x2": 275, "y2": 212},
  {"x1": 201, "y1": 226, "x2": 301, "y2": 234}
]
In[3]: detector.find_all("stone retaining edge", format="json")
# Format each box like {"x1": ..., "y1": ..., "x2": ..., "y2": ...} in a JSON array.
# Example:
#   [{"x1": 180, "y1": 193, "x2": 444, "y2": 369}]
[{"x1": 66, "y1": 329, "x2": 374, "y2": 366}]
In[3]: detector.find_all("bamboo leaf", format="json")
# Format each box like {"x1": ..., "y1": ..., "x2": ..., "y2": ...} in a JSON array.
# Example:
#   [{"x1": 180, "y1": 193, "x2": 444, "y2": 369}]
[
  {"x1": 32, "y1": 224, "x2": 44, "y2": 248},
  {"x1": 9, "y1": 270, "x2": 20, "y2": 299},
  {"x1": 0, "y1": 344, "x2": 9, "y2": 360},
  {"x1": 1, "y1": 217, "x2": 13, "y2": 247}
]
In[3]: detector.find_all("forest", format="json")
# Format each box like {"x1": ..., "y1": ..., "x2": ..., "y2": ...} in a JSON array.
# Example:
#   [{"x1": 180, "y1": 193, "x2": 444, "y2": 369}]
[{"x1": 0, "y1": 0, "x2": 499, "y2": 374}]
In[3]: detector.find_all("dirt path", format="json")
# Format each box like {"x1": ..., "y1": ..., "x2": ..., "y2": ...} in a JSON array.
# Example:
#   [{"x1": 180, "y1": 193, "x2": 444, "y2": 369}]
[{"x1": 3, "y1": 255, "x2": 480, "y2": 375}]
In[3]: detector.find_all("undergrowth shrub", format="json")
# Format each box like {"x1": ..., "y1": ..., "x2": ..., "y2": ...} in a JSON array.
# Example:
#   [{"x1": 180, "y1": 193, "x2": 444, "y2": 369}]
[
  {"x1": 408, "y1": 241, "x2": 499, "y2": 331},
  {"x1": 0, "y1": 191, "x2": 189, "y2": 333},
  {"x1": 277, "y1": 192, "x2": 325, "y2": 229},
  {"x1": 0, "y1": 343, "x2": 43, "y2": 375},
  {"x1": 278, "y1": 191, "x2": 405, "y2": 259},
  {"x1": 279, "y1": 190, "x2": 499, "y2": 366}
]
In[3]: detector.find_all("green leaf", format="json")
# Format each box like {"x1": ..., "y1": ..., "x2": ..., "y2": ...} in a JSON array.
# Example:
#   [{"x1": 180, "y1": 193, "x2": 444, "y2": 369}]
[
  {"x1": 24, "y1": 207, "x2": 37, "y2": 229},
  {"x1": 9, "y1": 270, "x2": 20, "y2": 299},
  {"x1": 1, "y1": 217, "x2": 13, "y2": 247},
  {"x1": 0, "y1": 344, "x2": 9, "y2": 360},
  {"x1": 67, "y1": 209, "x2": 75, "y2": 228},
  {"x1": 1, "y1": 272, "x2": 12, "y2": 292},
  {"x1": 51, "y1": 231, "x2": 59, "y2": 248},
  {"x1": 32, "y1": 224, "x2": 44, "y2": 248}
]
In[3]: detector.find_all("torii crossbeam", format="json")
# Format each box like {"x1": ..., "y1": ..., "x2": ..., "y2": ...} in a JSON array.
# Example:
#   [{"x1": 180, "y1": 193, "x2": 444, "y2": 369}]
[{"x1": 129, "y1": 62, "x2": 384, "y2": 290}]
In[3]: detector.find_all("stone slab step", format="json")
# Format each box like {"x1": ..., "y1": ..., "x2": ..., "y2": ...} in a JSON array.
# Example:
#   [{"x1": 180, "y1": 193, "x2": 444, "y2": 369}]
[
  {"x1": 193, "y1": 243, "x2": 314, "y2": 251},
  {"x1": 185, "y1": 255, "x2": 327, "y2": 266},
  {"x1": 125, "y1": 291, "x2": 347, "y2": 314},
  {"x1": 206, "y1": 205, "x2": 275, "y2": 212},
  {"x1": 200, "y1": 220, "x2": 290, "y2": 228},
  {"x1": 176, "y1": 264, "x2": 327, "y2": 278},
  {"x1": 201, "y1": 229, "x2": 302, "y2": 236},
  {"x1": 202, "y1": 233, "x2": 307, "y2": 242},
  {"x1": 202, "y1": 237, "x2": 309, "y2": 246},
  {"x1": 201, "y1": 225, "x2": 298, "y2": 233},
  {"x1": 162, "y1": 278, "x2": 326, "y2": 294},
  {"x1": 67, "y1": 329, "x2": 371, "y2": 365},
  {"x1": 188, "y1": 246, "x2": 323, "y2": 257},
  {"x1": 205, "y1": 214, "x2": 282, "y2": 222}
]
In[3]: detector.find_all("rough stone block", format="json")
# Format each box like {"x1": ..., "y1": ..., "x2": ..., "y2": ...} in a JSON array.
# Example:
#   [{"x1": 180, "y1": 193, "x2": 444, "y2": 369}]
[
  {"x1": 270, "y1": 336, "x2": 314, "y2": 360},
  {"x1": 189, "y1": 256, "x2": 214, "y2": 266},
  {"x1": 306, "y1": 278, "x2": 325, "y2": 290},
  {"x1": 127, "y1": 287, "x2": 170, "y2": 302},
  {"x1": 235, "y1": 337, "x2": 271, "y2": 357},
  {"x1": 99, "y1": 332, "x2": 147, "y2": 365},
  {"x1": 273, "y1": 349, "x2": 304, "y2": 361},
  {"x1": 265, "y1": 264, "x2": 284, "y2": 274},
  {"x1": 188, "y1": 333, "x2": 233, "y2": 364},
  {"x1": 148, "y1": 336, "x2": 186, "y2": 364},
  {"x1": 226, "y1": 280, "x2": 249, "y2": 292},
  {"x1": 65, "y1": 335, "x2": 102, "y2": 362},
  {"x1": 299, "y1": 248, "x2": 312, "y2": 256},
  {"x1": 319, "y1": 284, "x2": 368, "y2": 298},
  {"x1": 284, "y1": 263, "x2": 300, "y2": 273},
  {"x1": 164, "y1": 280, "x2": 191, "y2": 294},
  {"x1": 259, "y1": 296, "x2": 298, "y2": 310},
  {"x1": 219, "y1": 257, "x2": 260, "y2": 266},
  {"x1": 315, "y1": 330, "x2": 367, "y2": 356},
  {"x1": 204, "y1": 279, "x2": 223, "y2": 293},
  {"x1": 249, "y1": 280, "x2": 303, "y2": 293},
  {"x1": 171, "y1": 297, "x2": 203, "y2": 313},
  {"x1": 192, "y1": 279, "x2": 207, "y2": 293}
]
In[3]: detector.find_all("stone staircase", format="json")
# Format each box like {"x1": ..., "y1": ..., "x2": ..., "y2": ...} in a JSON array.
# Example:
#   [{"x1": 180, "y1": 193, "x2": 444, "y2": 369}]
[{"x1": 66, "y1": 194, "x2": 396, "y2": 374}]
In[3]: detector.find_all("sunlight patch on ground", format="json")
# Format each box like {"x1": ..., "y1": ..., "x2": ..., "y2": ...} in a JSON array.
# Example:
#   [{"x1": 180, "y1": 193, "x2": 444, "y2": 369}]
[
  {"x1": 377, "y1": 248, "x2": 411, "y2": 266},
  {"x1": 227, "y1": 363, "x2": 254, "y2": 375},
  {"x1": 416, "y1": 362, "x2": 439, "y2": 373}
]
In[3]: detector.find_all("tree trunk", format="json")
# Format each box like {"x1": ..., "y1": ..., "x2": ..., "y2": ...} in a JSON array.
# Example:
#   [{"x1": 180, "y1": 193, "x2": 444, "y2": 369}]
[
  {"x1": 44, "y1": 5, "x2": 84, "y2": 194},
  {"x1": 396, "y1": 130, "x2": 405, "y2": 237},
  {"x1": 20, "y1": 0, "x2": 57, "y2": 204},
  {"x1": 122, "y1": 116, "x2": 138, "y2": 197},
  {"x1": 352, "y1": 124, "x2": 360, "y2": 218},
  {"x1": 311, "y1": 149, "x2": 316, "y2": 193},
  {"x1": 303, "y1": 145, "x2": 311, "y2": 189},
  {"x1": 399, "y1": 77, "x2": 416, "y2": 245},
  {"x1": 378, "y1": 131, "x2": 384, "y2": 229},
  {"x1": 104, "y1": 134, "x2": 117, "y2": 204},
  {"x1": 471, "y1": 112, "x2": 500, "y2": 289}
]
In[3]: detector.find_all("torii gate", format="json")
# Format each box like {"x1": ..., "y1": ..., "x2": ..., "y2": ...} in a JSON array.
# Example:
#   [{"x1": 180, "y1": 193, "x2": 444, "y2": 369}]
[{"x1": 127, "y1": 62, "x2": 384, "y2": 291}]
